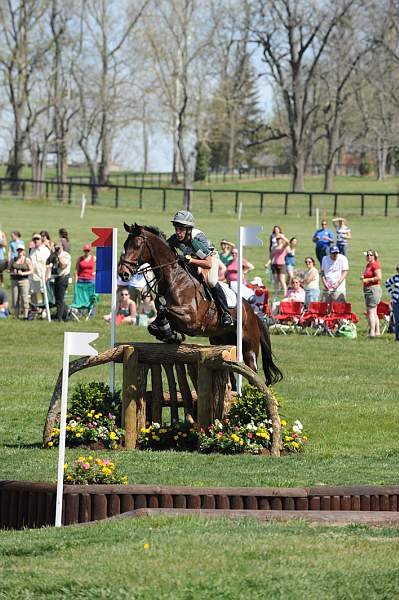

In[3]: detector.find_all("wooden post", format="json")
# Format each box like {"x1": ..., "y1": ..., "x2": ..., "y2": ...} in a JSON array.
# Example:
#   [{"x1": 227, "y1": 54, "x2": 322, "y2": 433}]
[
  {"x1": 150, "y1": 364, "x2": 163, "y2": 424},
  {"x1": 122, "y1": 346, "x2": 138, "y2": 449},
  {"x1": 175, "y1": 363, "x2": 194, "y2": 422},
  {"x1": 212, "y1": 369, "x2": 232, "y2": 420},
  {"x1": 197, "y1": 350, "x2": 213, "y2": 431},
  {"x1": 164, "y1": 364, "x2": 179, "y2": 423}
]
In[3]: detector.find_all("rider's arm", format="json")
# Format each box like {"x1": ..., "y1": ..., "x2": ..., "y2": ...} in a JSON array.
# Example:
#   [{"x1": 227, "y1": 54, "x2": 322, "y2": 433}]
[{"x1": 188, "y1": 255, "x2": 212, "y2": 269}]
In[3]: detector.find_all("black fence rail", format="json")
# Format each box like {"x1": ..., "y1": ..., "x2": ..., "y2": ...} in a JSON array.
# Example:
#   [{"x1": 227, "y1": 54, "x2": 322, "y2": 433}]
[{"x1": 0, "y1": 177, "x2": 398, "y2": 217}]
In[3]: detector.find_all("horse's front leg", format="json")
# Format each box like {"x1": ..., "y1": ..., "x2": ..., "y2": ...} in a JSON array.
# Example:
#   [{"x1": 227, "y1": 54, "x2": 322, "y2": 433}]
[{"x1": 148, "y1": 312, "x2": 185, "y2": 343}]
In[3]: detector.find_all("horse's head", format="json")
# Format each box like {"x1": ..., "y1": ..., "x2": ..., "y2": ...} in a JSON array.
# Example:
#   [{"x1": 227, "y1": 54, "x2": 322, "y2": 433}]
[{"x1": 118, "y1": 222, "x2": 169, "y2": 281}]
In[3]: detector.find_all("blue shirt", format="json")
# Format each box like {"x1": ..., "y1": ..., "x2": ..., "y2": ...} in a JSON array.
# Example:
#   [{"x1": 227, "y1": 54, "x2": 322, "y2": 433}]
[{"x1": 313, "y1": 228, "x2": 334, "y2": 249}]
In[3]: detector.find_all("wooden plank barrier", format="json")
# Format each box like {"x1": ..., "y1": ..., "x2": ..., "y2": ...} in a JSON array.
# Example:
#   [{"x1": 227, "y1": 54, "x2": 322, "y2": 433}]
[{"x1": 43, "y1": 342, "x2": 282, "y2": 456}]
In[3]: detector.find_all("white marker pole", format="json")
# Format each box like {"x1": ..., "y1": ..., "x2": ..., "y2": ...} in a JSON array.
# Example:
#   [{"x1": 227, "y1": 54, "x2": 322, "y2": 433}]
[
  {"x1": 55, "y1": 334, "x2": 71, "y2": 527},
  {"x1": 80, "y1": 194, "x2": 87, "y2": 219},
  {"x1": 238, "y1": 201, "x2": 243, "y2": 221},
  {"x1": 110, "y1": 227, "x2": 118, "y2": 393},
  {"x1": 42, "y1": 274, "x2": 51, "y2": 322},
  {"x1": 316, "y1": 207, "x2": 319, "y2": 230},
  {"x1": 236, "y1": 226, "x2": 244, "y2": 395}
]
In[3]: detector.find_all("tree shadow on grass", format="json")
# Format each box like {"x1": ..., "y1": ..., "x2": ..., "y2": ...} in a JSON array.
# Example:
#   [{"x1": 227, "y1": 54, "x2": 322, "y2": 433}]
[{"x1": 2, "y1": 442, "x2": 43, "y2": 449}]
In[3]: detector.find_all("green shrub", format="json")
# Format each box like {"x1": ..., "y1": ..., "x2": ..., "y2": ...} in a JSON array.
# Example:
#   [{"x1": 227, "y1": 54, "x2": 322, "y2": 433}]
[
  {"x1": 70, "y1": 382, "x2": 121, "y2": 423},
  {"x1": 229, "y1": 384, "x2": 274, "y2": 426},
  {"x1": 194, "y1": 141, "x2": 210, "y2": 181},
  {"x1": 359, "y1": 154, "x2": 372, "y2": 176}
]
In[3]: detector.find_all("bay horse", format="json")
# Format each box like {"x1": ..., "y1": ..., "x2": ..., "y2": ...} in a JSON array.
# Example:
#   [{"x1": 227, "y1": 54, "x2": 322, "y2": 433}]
[{"x1": 119, "y1": 223, "x2": 282, "y2": 386}]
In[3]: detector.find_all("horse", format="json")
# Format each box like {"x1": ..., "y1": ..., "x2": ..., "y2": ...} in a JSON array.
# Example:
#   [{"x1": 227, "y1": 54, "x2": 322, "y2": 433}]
[{"x1": 118, "y1": 223, "x2": 282, "y2": 386}]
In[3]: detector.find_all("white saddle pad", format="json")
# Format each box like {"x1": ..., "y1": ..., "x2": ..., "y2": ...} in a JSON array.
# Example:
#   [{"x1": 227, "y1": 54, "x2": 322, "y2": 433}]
[{"x1": 219, "y1": 281, "x2": 237, "y2": 308}]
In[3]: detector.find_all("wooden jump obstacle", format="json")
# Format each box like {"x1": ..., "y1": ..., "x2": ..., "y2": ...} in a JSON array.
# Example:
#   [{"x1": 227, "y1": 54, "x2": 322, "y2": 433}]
[{"x1": 43, "y1": 342, "x2": 282, "y2": 456}]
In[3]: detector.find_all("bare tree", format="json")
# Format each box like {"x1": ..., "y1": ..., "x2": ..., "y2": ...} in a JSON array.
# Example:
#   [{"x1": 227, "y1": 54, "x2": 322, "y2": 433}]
[{"x1": 252, "y1": 0, "x2": 356, "y2": 191}]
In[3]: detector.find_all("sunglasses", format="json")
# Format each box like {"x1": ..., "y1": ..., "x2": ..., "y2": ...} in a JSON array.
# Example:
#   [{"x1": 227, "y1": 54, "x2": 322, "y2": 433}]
[{"x1": 366, "y1": 253, "x2": 374, "y2": 257}]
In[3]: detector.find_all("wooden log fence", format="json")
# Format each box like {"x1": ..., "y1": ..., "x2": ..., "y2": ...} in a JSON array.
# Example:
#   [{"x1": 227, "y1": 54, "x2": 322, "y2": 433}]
[
  {"x1": 0, "y1": 176, "x2": 397, "y2": 217},
  {"x1": 43, "y1": 342, "x2": 282, "y2": 456}
]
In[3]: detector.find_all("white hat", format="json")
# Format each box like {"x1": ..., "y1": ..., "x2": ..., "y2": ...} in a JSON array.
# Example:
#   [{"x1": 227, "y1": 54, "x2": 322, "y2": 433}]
[{"x1": 250, "y1": 276, "x2": 263, "y2": 286}]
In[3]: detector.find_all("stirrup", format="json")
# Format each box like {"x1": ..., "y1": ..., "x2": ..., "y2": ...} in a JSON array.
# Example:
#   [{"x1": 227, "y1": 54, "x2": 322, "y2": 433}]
[{"x1": 221, "y1": 312, "x2": 234, "y2": 327}]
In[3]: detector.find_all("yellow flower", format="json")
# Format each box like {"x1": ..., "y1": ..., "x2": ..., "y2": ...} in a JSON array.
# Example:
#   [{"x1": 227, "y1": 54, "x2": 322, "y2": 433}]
[
  {"x1": 47, "y1": 441, "x2": 54, "y2": 447},
  {"x1": 231, "y1": 434, "x2": 240, "y2": 443},
  {"x1": 66, "y1": 475, "x2": 73, "y2": 481},
  {"x1": 239, "y1": 440, "x2": 244, "y2": 446},
  {"x1": 64, "y1": 463, "x2": 68, "y2": 470},
  {"x1": 284, "y1": 436, "x2": 293, "y2": 442},
  {"x1": 109, "y1": 431, "x2": 118, "y2": 440},
  {"x1": 173, "y1": 435, "x2": 178, "y2": 440},
  {"x1": 182, "y1": 433, "x2": 187, "y2": 438},
  {"x1": 76, "y1": 433, "x2": 81, "y2": 438},
  {"x1": 143, "y1": 543, "x2": 150, "y2": 550},
  {"x1": 281, "y1": 419, "x2": 287, "y2": 427},
  {"x1": 292, "y1": 441, "x2": 299, "y2": 449},
  {"x1": 159, "y1": 429, "x2": 166, "y2": 434},
  {"x1": 140, "y1": 427, "x2": 146, "y2": 433},
  {"x1": 102, "y1": 467, "x2": 112, "y2": 475},
  {"x1": 88, "y1": 455, "x2": 93, "y2": 461},
  {"x1": 303, "y1": 436, "x2": 308, "y2": 441}
]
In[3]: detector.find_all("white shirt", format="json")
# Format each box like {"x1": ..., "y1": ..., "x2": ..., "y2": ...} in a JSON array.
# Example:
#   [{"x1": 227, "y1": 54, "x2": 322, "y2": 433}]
[
  {"x1": 30, "y1": 244, "x2": 50, "y2": 281},
  {"x1": 321, "y1": 254, "x2": 349, "y2": 292}
]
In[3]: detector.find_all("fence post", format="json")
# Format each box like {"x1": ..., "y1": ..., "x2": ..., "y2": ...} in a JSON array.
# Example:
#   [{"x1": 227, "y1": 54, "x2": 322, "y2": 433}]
[
  {"x1": 162, "y1": 188, "x2": 166, "y2": 211},
  {"x1": 124, "y1": 174, "x2": 128, "y2": 186},
  {"x1": 209, "y1": 190, "x2": 214, "y2": 213},
  {"x1": 68, "y1": 184, "x2": 72, "y2": 204},
  {"x1": 234, "y1": 191, "x2": 239, "y2": 214},
  {"x1": 46, "y1": 182, "x2": 49, "y2": 199},
  {"x1": 139, "y1": 188, "x2": 143, "y2": 209},
  {"x1": 22, "y1": 181, "x2": 26, "y2": 198},
  {"x1": 361, "y1": 193, "x2": 365, "y2": 216},
  {"x1": 115, "y1": 186, "x2": 119, "y2": 209},
  {"x1": 91, "y1": 185, "x2": 97, "y2": 206},
  {"x1": 0, "y1": 179, "x2": 3, "y2": 195},
  {"x1": 259, "y1": 192, "x2": 264, "y2": 214},
  {"x1": 284, "y1": 193, "x2": 289, "y2": 215},
  {"x1": 158, "y1": 173, "x2": 161, "y2": 187},
  {"x1": 333, "y1": 194, "x2": 338, "y2": 216},
  {"x1": 385, "y1": 194, "x2": 388, "y2": 217},
  {"x1": 308, "y1": 193, "x2": 312, "y2": 217}
]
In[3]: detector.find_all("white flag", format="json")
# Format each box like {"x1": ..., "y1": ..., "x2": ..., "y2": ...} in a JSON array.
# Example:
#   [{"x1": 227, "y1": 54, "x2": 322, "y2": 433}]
[
  {"x1": 240, "y1": 225, "x2": 263, "y2": 247},
  {"x1": 66, "y1": 332, "x2": 99, "y2": 357}
]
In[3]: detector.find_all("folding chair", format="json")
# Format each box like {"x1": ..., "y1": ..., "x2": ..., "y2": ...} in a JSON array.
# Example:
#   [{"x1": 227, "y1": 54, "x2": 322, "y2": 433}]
[
  {"x1": 376, "y1": 301, "x2": 392, "y2": 335},
  {"x1": 273, "y1": 301, "x2": 304, "y2": 334},
  {"x1": 325, "y1": 302, "x2": 359, "y2": 334},
  {"x1": 68, "y1": 281, "x2": 99, "y2": 321},
  {"x1": 300, "y1": 301, "x2": 330, "y2": 335}
]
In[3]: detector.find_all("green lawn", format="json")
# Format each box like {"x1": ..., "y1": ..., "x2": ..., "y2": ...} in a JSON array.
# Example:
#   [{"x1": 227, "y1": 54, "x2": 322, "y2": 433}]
[{"x1": 1, "y1": 180, "x2": 399, "y2": 596}]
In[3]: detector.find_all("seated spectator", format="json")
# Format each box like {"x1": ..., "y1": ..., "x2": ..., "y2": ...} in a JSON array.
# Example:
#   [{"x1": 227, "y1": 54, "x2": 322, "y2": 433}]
[
  {"x1": 137, "y1": 295, "x2": 157, "y2": 326},
  {"x1": 104, "y1": 289, "x2": 136, "y2": 324},
  {"x1": 219, "y1": 239, "x2": 234, "y2": 267},
  {"x1": 281, "y1": 278, "x2": 305, "y2": 303},
  {"x1": 117, "y1": 263, "x2": 151, "y2": 308},
  {"x1": 301, "y1": 257, "x2": 320, "y2": 304},
  {"x1": 0, "y1": 287, "x2": 9, "y2": 317},
  {"x1": 249, "y1": 276, "x2": 270, "y2": 315}
]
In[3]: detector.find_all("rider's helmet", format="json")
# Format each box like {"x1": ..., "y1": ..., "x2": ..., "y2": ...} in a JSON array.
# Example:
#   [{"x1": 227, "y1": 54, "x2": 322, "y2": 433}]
[{"x1": 171, "y1": 210, "x2": 195, "y2": 228}]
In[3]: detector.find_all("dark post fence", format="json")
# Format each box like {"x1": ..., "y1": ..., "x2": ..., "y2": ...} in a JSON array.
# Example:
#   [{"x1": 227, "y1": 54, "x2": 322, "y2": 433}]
[{"x1": 0, "y1": 176, "x2": 397, "y2": 217}]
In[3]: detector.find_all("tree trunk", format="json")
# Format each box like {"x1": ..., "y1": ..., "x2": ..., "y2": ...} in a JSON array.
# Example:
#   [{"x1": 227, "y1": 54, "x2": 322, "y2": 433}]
[
  {"x1": 98, "y1": 113, "x2": 110, "y2": 186},
  {"x1": 376, "y1": 134, "x2": 387, "y2": 181},
  {"x1": 56, "y1": 138, "x2": 68, "y2": 203},
  {"x1": 292, "y1": 153, "x2": 305, "y2": 192}
]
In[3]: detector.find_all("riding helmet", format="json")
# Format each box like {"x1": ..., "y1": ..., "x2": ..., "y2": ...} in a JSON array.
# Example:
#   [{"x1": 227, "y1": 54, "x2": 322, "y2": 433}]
[{"x1": 171, "y1": 210, "x2": 195, "y2": 228}]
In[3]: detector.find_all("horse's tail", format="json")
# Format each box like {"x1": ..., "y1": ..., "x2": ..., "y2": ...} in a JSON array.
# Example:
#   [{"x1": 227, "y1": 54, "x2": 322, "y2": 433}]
[{"x1": 256, "y1": 314, "x2": 283, "y2": 386}]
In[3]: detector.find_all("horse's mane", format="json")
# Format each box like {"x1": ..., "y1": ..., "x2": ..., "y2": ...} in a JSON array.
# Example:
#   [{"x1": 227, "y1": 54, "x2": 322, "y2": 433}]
[{"x1": 142, "y1": 225, "x2": 166, "y2": 240}]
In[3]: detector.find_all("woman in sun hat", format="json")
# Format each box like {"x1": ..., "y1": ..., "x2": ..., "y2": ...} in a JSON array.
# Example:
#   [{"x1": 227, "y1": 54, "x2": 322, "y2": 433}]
[
  {"x1": 219, "y1": 239, "x2": 234, "y2": 267},
  {"x1": 361, "y1": 249, "x2": 382, "y2": 338}
]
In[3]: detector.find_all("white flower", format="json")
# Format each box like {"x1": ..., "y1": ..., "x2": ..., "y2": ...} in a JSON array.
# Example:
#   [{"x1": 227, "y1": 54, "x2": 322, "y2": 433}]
[
  {"x1": 292, "y1": 420, "x2": 303, "y2": 433},
  {"x1": 69, "y1": 420, "x2": 77, "y2": 428},
  {"x1": 214, "y1": 419, "x2": 223, "y2": 430},
  {"x1": 246, "y1": 422, "x2": 257, "y2": 432},
  {"x1": 152, "y1": 422, "x2": 160, "y2": 430}
]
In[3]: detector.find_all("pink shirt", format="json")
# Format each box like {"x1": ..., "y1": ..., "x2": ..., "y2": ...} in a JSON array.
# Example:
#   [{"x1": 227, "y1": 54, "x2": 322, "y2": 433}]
[{"x1": 272, "y1": 246, "x2": 287, "y2": 266}]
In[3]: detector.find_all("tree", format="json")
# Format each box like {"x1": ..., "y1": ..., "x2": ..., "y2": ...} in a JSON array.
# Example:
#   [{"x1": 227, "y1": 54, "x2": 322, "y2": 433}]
[{"x1": 253, "y1": 0, "x2": 356, "y2": 191}]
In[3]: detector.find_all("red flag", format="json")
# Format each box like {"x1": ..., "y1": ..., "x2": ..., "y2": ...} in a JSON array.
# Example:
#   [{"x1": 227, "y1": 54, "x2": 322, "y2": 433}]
[{"x1": 92, "y1": 227, "x2": 113, "y2": 247}]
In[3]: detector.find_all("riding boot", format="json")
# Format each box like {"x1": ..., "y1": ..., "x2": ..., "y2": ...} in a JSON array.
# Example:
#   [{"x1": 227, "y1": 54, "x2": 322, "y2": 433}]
[{"x1": 211, "y1": 283, "x2": 234, "y2": 327}]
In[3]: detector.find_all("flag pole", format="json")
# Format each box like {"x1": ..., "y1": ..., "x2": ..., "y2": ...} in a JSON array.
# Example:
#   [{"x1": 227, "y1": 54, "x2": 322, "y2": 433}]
[
  {"x1": 236, "y1": 226, "x2": 243, "y2": 395},
  {"x1": 110, "y1": 227, "x2": 118, "y2": 393},
  {"x1": 55, "y1": 333, "x2": 70, "y2": 527}
]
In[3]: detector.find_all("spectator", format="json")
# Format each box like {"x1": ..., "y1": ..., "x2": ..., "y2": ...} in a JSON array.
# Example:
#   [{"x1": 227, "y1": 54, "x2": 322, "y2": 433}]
[
  {"x1": 0, "y1": 228, "x2": 7, "y2": 284},
  {"x1": 40, "y1": 230, "x2": 54, "y2": 253},
  {"x1": 285, "y1": 237, "x2": 297, "y2": 286},
  {"x1": 313, "y1": 220, "x2": 334, "y2": 265},
  {"x1": 225, "y1": 248, "x2": 255, "y2": 301},
  {"x1": 332, "y1": 217, "x2": 351, "y2": 257},
  {"x1": 269, "y1": 225, "x2": 283, "y2": 254},
  {"x1": 0, "y1": 287, "x2": 9, "y2": 317},
  {"x1": 75, "y1": 244, "x2": 96, "y2": 284},
  {"x1": 46, "y1": 244, "x2": 71, "y2": 321},
  {"x1": 270, "y1": 232, "x2": 290, "y2": 296},
  {"x1": 137, "y1": 294, "x2": 157, "y2": 326},
  {"x1": 282, "y1": 278, "x2": 305, "y2": 303},
  {"x1": 385, "y1": 263, "x2": 399, "y2": 342},
  {"x1": 59, "y1": 228, "x2": 71, "y2": 253},
  {"x1": 301, "y1": 257, "x2": 320, "y2": 304},
  {"x1": 321, "y1": 245, "x2": 349, "y2": 302},
  {"x1": 104, "y1": 289, "x2": 136, "y2": 324},
  {"x1": 30, "y1": 233, "x2": 50, "y2": 305},
  {"x1": 219, "y1": 239, "x2": 234, "y2": 267},
  {"x1": 361, "y1": 249, "x2": 382, "y2": 338},
  {"x1": 8, "y1": 230, "x2": 24, "y2": 262},
  {"x1": 117, "y1": 262, "x2": 151, "y2": 307},
  {"x1": 9, "y1": 242, "x2": 33, "y2": 319}
]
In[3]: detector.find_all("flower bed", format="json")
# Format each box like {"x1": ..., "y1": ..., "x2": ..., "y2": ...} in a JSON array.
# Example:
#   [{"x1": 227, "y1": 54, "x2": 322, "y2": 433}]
[{"x1": 64, "y1": 455, "x2": 128, "y2": 484}]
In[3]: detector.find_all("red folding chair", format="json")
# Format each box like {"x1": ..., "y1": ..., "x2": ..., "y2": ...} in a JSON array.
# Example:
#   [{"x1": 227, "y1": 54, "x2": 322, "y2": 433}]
[
  {"x1": 326, "y1": 302, "x2": 359, "y2": 332},
  {"x1": 300, "y1": 302, "x2": 330, "y2": 335},
  {"x1": 274, "y1": 301, "x2": 304, "y2": 334},
  {"x1": 376, "y1": 301, "x2": 391, "y2": 335}
]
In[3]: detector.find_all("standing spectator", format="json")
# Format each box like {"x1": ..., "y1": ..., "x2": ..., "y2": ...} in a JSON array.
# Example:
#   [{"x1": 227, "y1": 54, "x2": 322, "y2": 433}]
[
  {"x1": 75, "y1": 244, "x2": 96, "y2": 284},
  {"x1": 40, "y1": 230, "x2": 55, "y2": 253},
  {"x1": 30, "y1": 233, "x2": 50, "y2": 305},
  {"x1": 386, "y1": 264, "x2": 399, "y2": 342},
  {"x1": 0, "y1": 228, "x2": 7, "y2": 284},
  {"x1": 321, "y1": 245, "x2": 349, "y2": 302},
  {"x1": 8, "y1": 230, "x2": 24, "y2": 262},
  {"x1": 0, "y1": 287, "x2": 9, "y2": 317},
  {"x1": 312, "y1": 220, "x2": 334, "y2": 265},
  {"x1": 225, "y1": 247, "x2": 255, "y2": 301},
  {"x1": 361, "y1": 249, "x2": 382, "y2": 338},
  {"x1": 9, "y1": 242, "x2": 33, "y2": 319},
  {"x1": 270, "y1": 233, "x2": 290, "y2": 296},
  {"x1": 47, "y1": 244, "x2": 71, "y2": 321},
  {"x1": 219, "y1": 239, "x2": 234, "y2": 267},
  {"x1": 301, "y1": 257, "x2": 320, "y2": 304},
  {"x1": 332, "y1": 217, "x2": 351, "y2": 257},
  {"x1": 285, "y1": 237, "x2": 297, "y2": 286},
  {"x1": 59, "y1": 228, "x2": 71, "y2": 253},
  {"x1": 269, "y1": 225, "x2": 283, "y2": 254}
]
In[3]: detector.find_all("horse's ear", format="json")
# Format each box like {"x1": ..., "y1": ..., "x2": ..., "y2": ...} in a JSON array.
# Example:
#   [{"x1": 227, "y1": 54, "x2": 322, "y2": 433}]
[{"x1": 124, "y1": 222, "x2": 132, "y2": 233}]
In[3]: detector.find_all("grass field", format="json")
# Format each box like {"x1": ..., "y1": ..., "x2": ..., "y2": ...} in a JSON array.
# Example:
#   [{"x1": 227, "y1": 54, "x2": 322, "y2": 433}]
[{"x1": 1, "y1": 177, "x2": 399, "y2": 597}]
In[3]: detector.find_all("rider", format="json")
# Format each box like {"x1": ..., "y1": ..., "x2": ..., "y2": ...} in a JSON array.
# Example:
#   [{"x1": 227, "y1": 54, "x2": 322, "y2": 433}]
[{"x1": 168, "y1": 210, "x2": 234, "y2": 327}]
